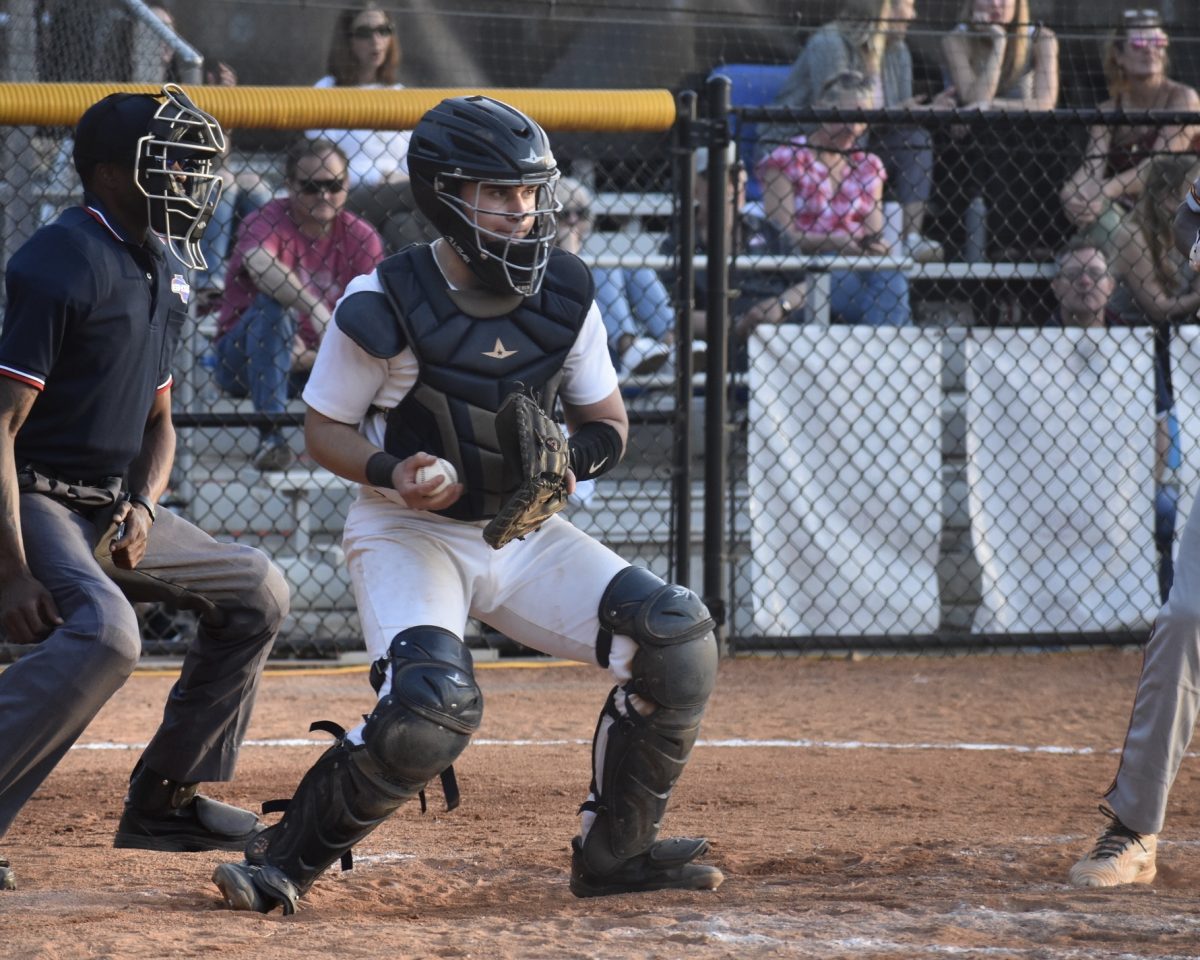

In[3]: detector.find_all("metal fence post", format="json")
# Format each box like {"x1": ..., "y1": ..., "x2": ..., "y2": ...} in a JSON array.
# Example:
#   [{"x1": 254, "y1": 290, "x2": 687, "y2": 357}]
[
  {"x1": 671, "y1": 91, "x2": 697, "y2": 588},
  {"x1": 702, "y1": 74, "x2": 731, "y2": 650}
]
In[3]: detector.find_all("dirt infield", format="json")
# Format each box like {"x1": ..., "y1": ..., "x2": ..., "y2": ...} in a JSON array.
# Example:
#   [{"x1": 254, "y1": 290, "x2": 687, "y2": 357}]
[{"x1": 3, "y1": 649, "x2": 1200, "y2": 959}]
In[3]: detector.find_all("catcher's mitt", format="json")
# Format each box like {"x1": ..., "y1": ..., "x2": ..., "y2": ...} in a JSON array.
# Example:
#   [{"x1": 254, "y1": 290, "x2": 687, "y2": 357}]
[{"x1": 483, "y1": 392, "x2": 570, "y2": 549}]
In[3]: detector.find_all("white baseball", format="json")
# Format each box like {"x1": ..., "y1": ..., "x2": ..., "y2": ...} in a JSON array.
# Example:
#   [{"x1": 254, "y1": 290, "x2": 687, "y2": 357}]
[{"x1": 416, "y1": 457, "x2": 457, "y2": 494}]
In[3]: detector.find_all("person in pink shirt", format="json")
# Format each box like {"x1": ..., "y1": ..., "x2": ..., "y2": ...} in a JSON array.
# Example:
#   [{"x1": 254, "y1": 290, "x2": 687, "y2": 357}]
[
  {"x1": 758, "y1": 70, "x2": 911, "y2": 326},
  {"x1": 215, "y1": 138, "x2": 384, "y2": 471}
]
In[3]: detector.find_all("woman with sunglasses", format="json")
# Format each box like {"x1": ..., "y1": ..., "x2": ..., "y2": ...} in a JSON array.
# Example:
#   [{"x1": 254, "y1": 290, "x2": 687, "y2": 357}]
[
  {"x1": 309, "y1": 2, "x2": 428, "y2": 253},
  {"x1": 1060, "y1": 9, "x2": 1200, "y2": 242}
]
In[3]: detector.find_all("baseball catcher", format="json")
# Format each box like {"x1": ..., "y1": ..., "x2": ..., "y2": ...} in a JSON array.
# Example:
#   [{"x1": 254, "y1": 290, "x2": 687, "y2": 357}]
[{"x1": 211, "y1": 94, "x2": 721, "y2": 915}]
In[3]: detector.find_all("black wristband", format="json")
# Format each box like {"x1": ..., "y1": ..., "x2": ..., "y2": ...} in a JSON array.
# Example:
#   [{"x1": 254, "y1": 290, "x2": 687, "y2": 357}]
[
  {"x1": 365, "y1": 451, "x2": 402, "y2": 488},
  {"x1": 129, "y1": 493, "x2": 156, "y2": 523},
  {"x1": 567, "y1": 421, "x2": 622, "y2": 481}
]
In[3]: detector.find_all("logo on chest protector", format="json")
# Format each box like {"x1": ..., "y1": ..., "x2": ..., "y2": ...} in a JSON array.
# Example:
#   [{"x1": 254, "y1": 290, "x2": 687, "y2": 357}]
[{"x1": 484, "y1": 338, "x2": 518, "y2": 360}]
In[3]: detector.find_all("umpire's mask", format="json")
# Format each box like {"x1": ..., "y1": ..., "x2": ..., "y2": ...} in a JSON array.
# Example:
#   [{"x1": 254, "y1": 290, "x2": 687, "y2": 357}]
[{"x1": 136, "y1": 83, "x2": 226, "y2": 270}]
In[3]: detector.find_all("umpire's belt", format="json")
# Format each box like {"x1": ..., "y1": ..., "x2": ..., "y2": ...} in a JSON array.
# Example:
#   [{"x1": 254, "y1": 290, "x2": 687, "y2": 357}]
[{"x1": 16, "y1": 464, "x2": 123, "y2": 509}]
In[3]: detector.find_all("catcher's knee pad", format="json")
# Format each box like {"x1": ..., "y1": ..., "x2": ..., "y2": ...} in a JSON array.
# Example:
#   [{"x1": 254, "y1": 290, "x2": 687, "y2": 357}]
[
  {"x1": 362, "y1": 626, "x2": 484, "y2": 787},
  {"x1": 598, "y1": 566, "x2": 718, "y2": 711}
]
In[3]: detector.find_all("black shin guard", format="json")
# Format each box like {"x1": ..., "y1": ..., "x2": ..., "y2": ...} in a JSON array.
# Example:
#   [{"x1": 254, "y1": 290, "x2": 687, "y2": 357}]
[
  {"x1": 245, "y1": 734, "x2": 417, "y2": 898},
  {"x1": 577, "y1": 567, "x2": 719, "y2": 888},
  {"x1": 227, "y1": 627, "x2": 483, "y2": 913}
]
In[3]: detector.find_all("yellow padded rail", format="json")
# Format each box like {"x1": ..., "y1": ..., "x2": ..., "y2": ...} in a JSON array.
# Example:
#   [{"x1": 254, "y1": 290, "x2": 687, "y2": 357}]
[{"x1": 0, "y1": 84, "x2": 678, "y2": 132}]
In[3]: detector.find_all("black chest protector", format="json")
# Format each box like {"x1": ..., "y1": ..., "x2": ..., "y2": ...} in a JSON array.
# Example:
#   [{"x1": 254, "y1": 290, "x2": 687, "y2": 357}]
[{"x1": 362, "y1": 245, "x2": 592, "y2": 521}]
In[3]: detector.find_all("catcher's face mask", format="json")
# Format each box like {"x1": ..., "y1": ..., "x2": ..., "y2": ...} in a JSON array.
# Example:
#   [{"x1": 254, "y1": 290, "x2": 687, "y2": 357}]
[
  {"x1": 409, "y1": 96, "x2": 560, "y2": 297},
  {"x1": 136, "y1": 83, "x2": 226, "y2": 270},
  {"x1": 433, "y1": 174, "x2": 560, "y2": 297}
]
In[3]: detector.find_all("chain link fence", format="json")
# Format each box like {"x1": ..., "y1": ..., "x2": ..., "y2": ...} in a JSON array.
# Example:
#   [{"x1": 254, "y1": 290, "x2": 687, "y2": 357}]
[{"x1": 1, "y1": 1, "x2": 1199, "y2": 658}]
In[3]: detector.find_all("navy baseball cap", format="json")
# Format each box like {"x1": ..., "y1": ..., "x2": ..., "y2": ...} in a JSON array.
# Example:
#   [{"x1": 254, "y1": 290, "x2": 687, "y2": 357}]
[{"x1": 72, "y1": 92, "x2": 161, "y2": 179}]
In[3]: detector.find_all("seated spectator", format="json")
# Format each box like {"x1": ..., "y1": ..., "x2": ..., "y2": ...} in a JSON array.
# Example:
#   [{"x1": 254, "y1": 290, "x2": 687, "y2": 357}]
[
  {"x1": 758, "y1": 70, "x2": 910, "y2": 327},
  {"x1": 1060, "y1": 9, "x2": 1200, "y2": 246},
  {"x1": 1107, "y1": 156, "x2": 1200, "y2": 326},
  {"x1": 658, "y1": 146, "x2": 806, "y2": 371},
  {"x1": 763, "y1": 0, "x2": 951, "y2": 262},
  {"x1": 309, "y1": 2, "x2": 427, "y2": 254},
  {"x1": 213, "y1": 139, "x2": 384, "y2": 472},
  {"x1": 1047, "y1": 238, "x2": 1119, "y2": 328},
  {"x1": 940, "y1": 0, "x2": 1060, "y2": 260},
  {"x1": 941, "y1": 0, "x2": 1058, "y2": 111},
  {"x1": 194, "y1": 154, "x2": 275, "y2": 307},
  {"x1": 1048, "y1": 235, "x2": 1181, "y2": 600},
  {"x1": 554, "y1": 176, "x2": 701, "y2": 380}
]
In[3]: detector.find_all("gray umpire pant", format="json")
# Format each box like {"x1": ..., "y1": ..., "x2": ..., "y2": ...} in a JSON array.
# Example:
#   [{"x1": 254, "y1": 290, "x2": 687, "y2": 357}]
[
  {"x1": 1105, "y1": 487, "x2": 1200, "y2": 835},
  {"x1": 0, "y1": 493, "x2": 289, "y2": 837}
]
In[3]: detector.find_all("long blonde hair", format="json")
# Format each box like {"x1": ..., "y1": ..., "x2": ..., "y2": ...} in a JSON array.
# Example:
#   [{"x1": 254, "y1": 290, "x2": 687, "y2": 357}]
[
  {"x1": 834, "y1": 0, "x2": 891, "y2": 80},
  {"x1": 957, "y1": 0, "x2": 1032, "y2": 94},
  {"x1": 1132, "y1": 155, "x2": 1199, "y2": 291}
]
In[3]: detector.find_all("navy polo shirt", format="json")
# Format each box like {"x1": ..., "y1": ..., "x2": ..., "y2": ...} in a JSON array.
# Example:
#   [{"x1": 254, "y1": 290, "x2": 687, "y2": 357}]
[{"x1": 0, "y1": 195, "x2": 188, "y2": 480}]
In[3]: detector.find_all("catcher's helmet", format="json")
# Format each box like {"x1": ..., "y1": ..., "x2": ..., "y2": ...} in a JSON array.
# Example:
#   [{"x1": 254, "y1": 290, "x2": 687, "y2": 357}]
[
  {"x1": 74, "y1": 83, "x2": 226, "y2": 270},
  {"x1": 409, "y1": 96, "x2": 559, "y2": 297}
]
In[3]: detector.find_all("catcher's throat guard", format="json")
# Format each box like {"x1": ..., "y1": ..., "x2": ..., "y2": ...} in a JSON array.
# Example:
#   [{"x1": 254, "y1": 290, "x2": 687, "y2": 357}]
[{"x1": 482, "y1": 392, "x2": 569, "y2": 549}]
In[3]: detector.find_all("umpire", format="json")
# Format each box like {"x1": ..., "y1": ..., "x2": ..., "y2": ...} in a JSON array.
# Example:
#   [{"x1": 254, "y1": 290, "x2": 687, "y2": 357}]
[{"x1": 0, "y1": 85, "x2": 289, "y2": 892}]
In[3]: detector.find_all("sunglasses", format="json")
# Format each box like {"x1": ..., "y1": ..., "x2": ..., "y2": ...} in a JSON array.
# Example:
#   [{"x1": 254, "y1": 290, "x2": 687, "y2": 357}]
[
  {"x1": 1127, "y1": 34, "x2": 1169, "y2": 49},
  {"x1": 350, "y1": 23, "x2": 393, "y2": 40},
  {"x1": 559, "y1": 207, "x2": 591, "y2": 222},
  {"x1": 1123, "y1": 8, "x2": 1160, "y2": 19},
  {"x1": 295, "y1": 177, "x2": 346, "y2": 196}
]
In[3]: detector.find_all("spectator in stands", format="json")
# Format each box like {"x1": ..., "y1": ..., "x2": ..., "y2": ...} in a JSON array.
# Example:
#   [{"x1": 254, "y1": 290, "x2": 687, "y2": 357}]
[
  {"x1": 764, "y1": 0, "x2": 952, "y2": 263},
  {"x1": 658, "y1": 145, "x2": 805, "y2": 372},
  {"x1": 1107, "y1": 155, "x2": 1200, "y2": 598},
  {"x1": 1060, "y1": 9, "x2": 1200, "y2": 246},
  {"x1": 758, "y1": 70, "x2": 910, "y2": 327},
  {"x1": 309, "y1": 2, "x2": 426, "y2": 253},
  {"x1": 213, "y1": 139, "x2": 385, "y2": 472},
  {"x1": 1106, "y1": 155, "x2": 1200, "y2": 326},
  {"x1": 942, "y1": 0, "x2": 1058, "y2": 111},
  {"x1": 691, "y1": 148, "x2": 806, "y2": 343},
  {"x1": 1047, "y1": 234, "x2": 1181, "y2": 603},
  {"x1": 939, "y1": 0, "x2": 1060, "y2": 260},
  {"x1": 554, "y1": 177, "x2": 699, "y2": 380},
  {"x1": 1047, "y1": 238, "x2": 1118, "y2": 328}
]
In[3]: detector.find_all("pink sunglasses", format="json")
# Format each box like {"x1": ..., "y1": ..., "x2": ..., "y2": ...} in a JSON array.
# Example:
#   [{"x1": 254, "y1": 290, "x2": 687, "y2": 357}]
[{"x1": 1127, "y1": 34, "x2": 1169, "y2": 49}]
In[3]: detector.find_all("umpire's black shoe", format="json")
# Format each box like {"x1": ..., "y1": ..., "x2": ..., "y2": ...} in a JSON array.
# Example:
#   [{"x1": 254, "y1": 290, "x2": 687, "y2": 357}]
[
  {"x1": 0, "y1": 857, "x2": 15, "y2": 891},
  {"x1": 113, "y1": 765, "x2": 264, "y2": 852},
  {"x1": 569, "y1": 835, "x2": 724, "y2": 898}
]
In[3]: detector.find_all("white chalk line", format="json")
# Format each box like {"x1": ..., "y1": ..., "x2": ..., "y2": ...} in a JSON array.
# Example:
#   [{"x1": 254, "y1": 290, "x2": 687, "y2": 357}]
[{"x1": 72, "y1": 735, "x2": 1165, "y2": 757}]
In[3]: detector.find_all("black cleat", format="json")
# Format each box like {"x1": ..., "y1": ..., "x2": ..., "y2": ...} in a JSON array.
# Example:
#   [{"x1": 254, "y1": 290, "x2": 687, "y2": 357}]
[
  {"x1": 114, "y1": 793, "x2": 264, "y2": 852},
  {"x1": 569, "y1": 835, "x2": 724, "y2": 898},
  {"x1": 212, "y1": 860, "x2": 300, "y2": 915}
]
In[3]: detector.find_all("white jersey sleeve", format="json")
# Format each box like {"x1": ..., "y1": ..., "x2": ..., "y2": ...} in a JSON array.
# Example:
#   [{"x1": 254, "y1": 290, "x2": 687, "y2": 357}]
[
  {"x1": 559, "y1": 301, "x2": 620, "y2": 407},
  {"x1": 302, "y1": 271, "x2": 418, "y2": 439}
]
